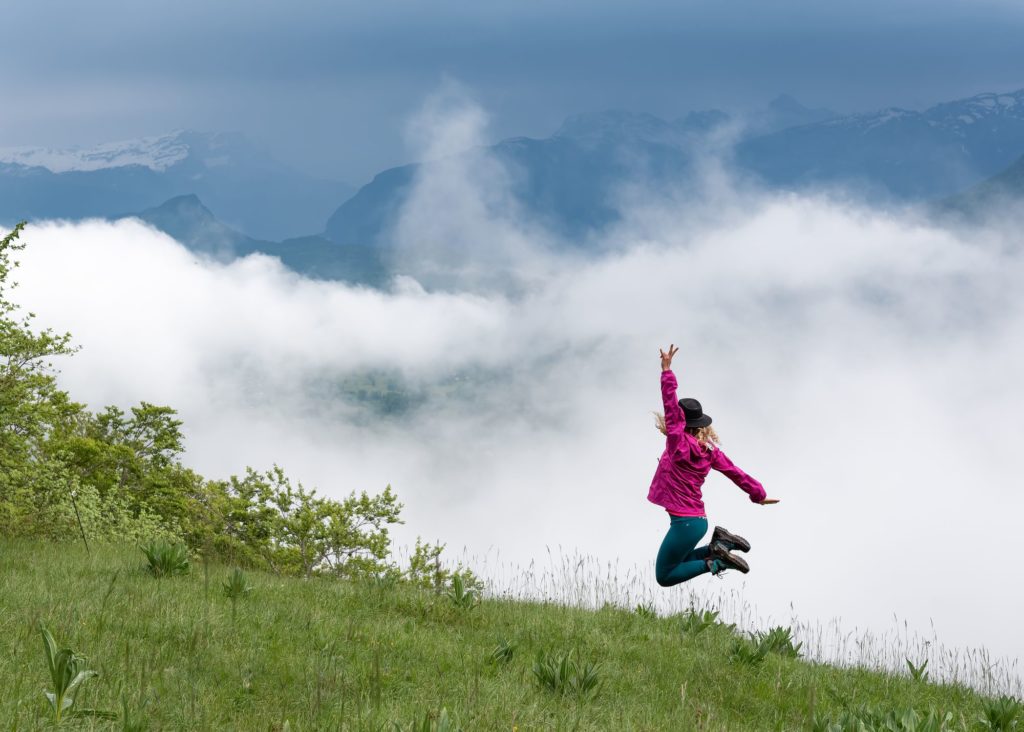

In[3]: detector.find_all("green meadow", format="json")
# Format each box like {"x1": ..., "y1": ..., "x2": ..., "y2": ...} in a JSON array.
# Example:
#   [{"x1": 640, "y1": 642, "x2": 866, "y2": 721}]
[{"x1": 2, "y1": 540, "x2": 1021, "y2": 731}]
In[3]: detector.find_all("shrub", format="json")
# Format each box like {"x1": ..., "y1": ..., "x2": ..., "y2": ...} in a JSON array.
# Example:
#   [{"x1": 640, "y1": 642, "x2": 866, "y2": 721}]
[{"x1": 406, "y1": 537, "x2": 481, "y2": 594}]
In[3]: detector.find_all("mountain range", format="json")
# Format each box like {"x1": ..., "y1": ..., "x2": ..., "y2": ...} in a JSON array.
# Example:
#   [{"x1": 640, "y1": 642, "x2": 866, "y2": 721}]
[
  {"x1": 0, "y1": 131, "x2": 353, "y2": 241},
  {"x1": 3, "y1": 89, "x2": 1023, "y2": 286},
  {"x1": 131, "y1": 195, "x2": 387, "y2": 286},
  {"x1": 735, "y1": 91, "x2": 1024, "y2": 199}
]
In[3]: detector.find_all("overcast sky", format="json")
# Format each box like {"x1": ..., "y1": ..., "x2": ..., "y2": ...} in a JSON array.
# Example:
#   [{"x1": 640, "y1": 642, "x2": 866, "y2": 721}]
[{"x1": 2, "y1": 0, "x2": 1024, "y2": 183}]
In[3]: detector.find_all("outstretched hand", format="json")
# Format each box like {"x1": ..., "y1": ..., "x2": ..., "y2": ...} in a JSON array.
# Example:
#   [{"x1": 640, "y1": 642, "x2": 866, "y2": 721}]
[
  {"x1": 759, "y1": 498, "x2": 780, "y2": 505},
  {"x1": 659, "y1": 344, "x2": 679, "y2": 372}
]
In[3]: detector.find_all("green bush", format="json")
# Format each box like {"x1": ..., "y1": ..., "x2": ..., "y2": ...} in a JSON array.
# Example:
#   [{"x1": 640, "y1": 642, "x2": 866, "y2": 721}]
[{"x1": 1, "y1": 226, "x2": 407, "y2": 580}]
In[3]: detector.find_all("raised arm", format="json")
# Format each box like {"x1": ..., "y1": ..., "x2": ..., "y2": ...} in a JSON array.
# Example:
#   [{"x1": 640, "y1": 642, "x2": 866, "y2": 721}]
[
  {"x1": 660, "y1": 345, "x2": 686, "y2": 454},
  {"x1": 710, "y1": 448, "x2": 768, "y2": 504}
]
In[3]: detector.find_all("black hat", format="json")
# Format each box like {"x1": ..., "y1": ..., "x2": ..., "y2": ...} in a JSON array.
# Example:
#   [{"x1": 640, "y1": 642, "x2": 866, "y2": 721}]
[{"x1": 678, "y1": 398, "x2": 712, "y2": 428}]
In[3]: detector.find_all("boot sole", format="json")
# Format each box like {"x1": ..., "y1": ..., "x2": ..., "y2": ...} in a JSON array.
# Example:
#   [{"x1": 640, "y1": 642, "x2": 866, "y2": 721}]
[
  {"x1": 712, "y1": 526, "x2": 751, "y2": 553},
  {"x1": 710, "y1": 542, "x2": 750, "y2": 573}
]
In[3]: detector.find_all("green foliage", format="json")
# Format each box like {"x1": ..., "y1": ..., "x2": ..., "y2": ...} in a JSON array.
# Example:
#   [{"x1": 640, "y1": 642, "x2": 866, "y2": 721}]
[
  {"x1": 634, "y1": 602, "x2": 657, "y2": 619},
  {"x1": 730, "y1": 636, "x2": 769, "y2": 666},
  {"x1": 679, "y1": 607, "x2": 722, "y2": 635},
  {"x1": 392, "y1": 707, "x2": 462, "y2": 732},
  {"x1": 201, "y1": 467, "x2": 404, "y2": 579},
  {"x1": 223, "y1": 567, "x2": 253, "y2": 600},
  {"x1": 980, "y1": 695, "x2": 1023, "y2": 731},
  {"x1": 487, "y1": 638, "x2": 516, "y2": 665},
  {"x1": 141, "y1": 540, "x2": 190, "y2": 577},
  {"x1": 223, "y1": 567, "x2": 253, "y2": 623},
  {"x1": 907, "y1": 658, "x2": 931, "y2": 682},
  {"x1": 730, "y1": 626, "x2": 802, "y2": 665},
  {"x1": 532, "y1": 649, "x2": 602, "y2": 698},
  {"x1": 1, "y1": 228, "x2": 405, "y2": 581},
  {"x1": 1, "y1": 541, "x2": 1014, "y2": 730},
  {"x1": 38, "y1": 622, "x2": 107, "y2": 724},
  {"x1": 406, "y1": 537, "x2": 480, "y2": 594},
  {"x1": 445, "y1": 573, "x2": 479, "y2": 610},
  {"x1": 754, "y1": 625, "x2": 803, "y2": 659},
  {"x1": 812, "y1": 704, "x2": 958, "y2": 731}
]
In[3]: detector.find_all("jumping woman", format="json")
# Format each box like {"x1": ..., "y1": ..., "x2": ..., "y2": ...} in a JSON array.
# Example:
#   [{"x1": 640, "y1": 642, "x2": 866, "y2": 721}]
[{"x1": 650, "y1": 344, "x2": 778, "y2": 586}]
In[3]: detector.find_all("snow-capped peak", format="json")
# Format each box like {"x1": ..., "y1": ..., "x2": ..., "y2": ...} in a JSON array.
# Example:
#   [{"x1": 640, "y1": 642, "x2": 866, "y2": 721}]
[{"x1": 0, "y1": 131, "x2": 192, "y2": 173}]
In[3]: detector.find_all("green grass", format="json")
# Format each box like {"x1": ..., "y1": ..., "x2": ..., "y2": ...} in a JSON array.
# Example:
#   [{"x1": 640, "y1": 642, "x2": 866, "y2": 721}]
[{"x1": 0, "y1": 540, "x2": 1012, "y2": 730}]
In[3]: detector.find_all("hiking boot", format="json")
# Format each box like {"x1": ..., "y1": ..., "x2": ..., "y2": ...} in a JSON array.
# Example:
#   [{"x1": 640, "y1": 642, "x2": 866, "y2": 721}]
[
  {"x1": 708, "y1": 541, "x2": 750, "y2": 574},
  {"x1": 711, "y1": 525, "x2": 751, "y2": 553}
]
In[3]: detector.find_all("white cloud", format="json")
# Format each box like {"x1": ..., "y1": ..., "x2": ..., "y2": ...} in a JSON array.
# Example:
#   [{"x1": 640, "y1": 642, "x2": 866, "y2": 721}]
[{"x1": 11, "y1": 100, "x2": 1024, "y2": 690}]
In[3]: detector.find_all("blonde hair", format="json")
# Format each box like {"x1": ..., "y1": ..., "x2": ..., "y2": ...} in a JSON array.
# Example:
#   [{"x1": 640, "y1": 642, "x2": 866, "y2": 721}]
[{"x1": 654, "y1": 413, "x2": 720, "y2": 450}]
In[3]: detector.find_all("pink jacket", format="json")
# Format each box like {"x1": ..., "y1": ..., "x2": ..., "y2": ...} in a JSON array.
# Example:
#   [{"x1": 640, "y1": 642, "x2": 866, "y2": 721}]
[{"x1": 648, "y1": 369, "x2": 767, "y2": 516}]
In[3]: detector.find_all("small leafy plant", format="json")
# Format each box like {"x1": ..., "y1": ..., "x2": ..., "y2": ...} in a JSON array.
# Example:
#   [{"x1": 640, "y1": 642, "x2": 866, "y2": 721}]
[
  {"x1": 532, "y1": 649, "x2": 602, "y2": 698},
  {"x1": 445, "y1": 573, "x2": 479, "y2": 610},
  {"x1": 679, "y1": 608, "x2": 721, "y2": 636},
  {"x1": 393, "y1": 707, "x2": 462, "y2": 732},
  {"x1": 980, "y1": 695, "x2": 1023, "y2": 731},
  {"x1": 754, "y1": 625, "x2": 803, "y2": 659},
  {"x1": 812, "y1": 704, "x2": 955, "y2": 731},
  {"x1": 730, "y1": 636, "x2": 769, "y2": 666},
  {"x1": 223, "y1": 568, "x2": 253, "y2": 622},
  {"x1": 634, "y1": 602, "x2": 657, "y2": 619},
  {"x1": 141, "y1": 540, "x2": 190, "y2": 577},
  {"x1": 906, "y1": 658, "x2": 930, "y2": 682},
  {"x1": 39, "y1": 622, "x2": 106, "y2": 724},
  {"x1": 488, "y1": 638, "x2": 516, "y2": 665}
]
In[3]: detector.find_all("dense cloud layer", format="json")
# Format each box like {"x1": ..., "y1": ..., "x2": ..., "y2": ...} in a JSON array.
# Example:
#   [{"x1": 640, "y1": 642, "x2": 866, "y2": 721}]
[{"x1": 12, "y1": 99, "x2": 1024, "y2": 682}]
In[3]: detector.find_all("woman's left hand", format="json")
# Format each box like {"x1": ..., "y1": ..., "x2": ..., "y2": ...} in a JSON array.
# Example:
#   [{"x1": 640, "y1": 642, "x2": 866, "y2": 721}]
[{"x1": 659, "y1": 344, "x2": 679, "y2": 371}]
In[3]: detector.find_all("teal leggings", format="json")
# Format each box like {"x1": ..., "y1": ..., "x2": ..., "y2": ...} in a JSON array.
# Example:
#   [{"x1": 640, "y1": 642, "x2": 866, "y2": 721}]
[{"x1": 655, "y1": 515, "x2": 712, "y2": 587}]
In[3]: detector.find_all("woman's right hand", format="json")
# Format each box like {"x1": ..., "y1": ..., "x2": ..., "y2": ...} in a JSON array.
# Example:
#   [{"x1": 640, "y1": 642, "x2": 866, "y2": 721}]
[
  {"x1": 659, "y1": 344, "x2": 679, "y2": 371},
  {"x1": 759, "y1": 498, "x2": 780, "y2": 505}
]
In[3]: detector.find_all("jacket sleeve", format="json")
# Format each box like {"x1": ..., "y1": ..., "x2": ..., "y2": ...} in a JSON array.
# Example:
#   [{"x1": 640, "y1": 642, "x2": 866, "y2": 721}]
[
  {"x1": 661, "y1": 369, "x2": 687, "y2": 455},
  {"x1": 711, "y1": 448, "x2": 767, "y2": 503}
]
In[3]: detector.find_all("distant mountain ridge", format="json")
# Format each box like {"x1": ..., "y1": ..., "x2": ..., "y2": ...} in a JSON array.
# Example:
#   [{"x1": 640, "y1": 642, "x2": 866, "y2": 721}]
[
  {"x1": 736, "y1": 90, "x2": 1024, "y2": 198},
  {"x1": 129, "y1": 194, "x2": 387, "y2": 286},
  {"x1": 6, "y1": 88, "x2": 1024, "y2": 288},
  {"x1": 0, "y1": 132, "x2": 192, "y2": 173},
  {"x1": 937, "y1": 153, "x2": 1024, "y2": 221},
  {"x1": 323, "y1": 89, "x2": 1024, "y2": 251},
  {"x1": 0, "y1": 130, "x2": 353, "y2": 240}
]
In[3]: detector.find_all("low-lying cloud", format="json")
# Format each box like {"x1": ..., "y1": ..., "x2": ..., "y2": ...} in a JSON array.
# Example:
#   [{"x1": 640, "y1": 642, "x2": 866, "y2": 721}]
[{"x1": 13, "y1": 97, "x2": 1024, "y2": 681}]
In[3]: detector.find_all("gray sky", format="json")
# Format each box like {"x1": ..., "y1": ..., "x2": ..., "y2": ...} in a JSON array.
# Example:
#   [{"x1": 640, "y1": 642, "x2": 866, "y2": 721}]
[{"x1": 3, "y1": 0, "x2": 1024, "y2": 183}]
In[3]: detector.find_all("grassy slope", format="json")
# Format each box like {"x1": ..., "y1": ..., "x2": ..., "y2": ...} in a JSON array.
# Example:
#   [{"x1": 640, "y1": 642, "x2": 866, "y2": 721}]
[{"x1": 0, "y1": 541, "x2": 990, "y2": 730}]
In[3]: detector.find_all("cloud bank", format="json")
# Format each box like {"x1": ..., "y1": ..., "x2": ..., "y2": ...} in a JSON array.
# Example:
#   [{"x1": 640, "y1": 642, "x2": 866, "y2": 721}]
[{"x1": 12, "y1": 98, "x2": 1024, "y2": 683}]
